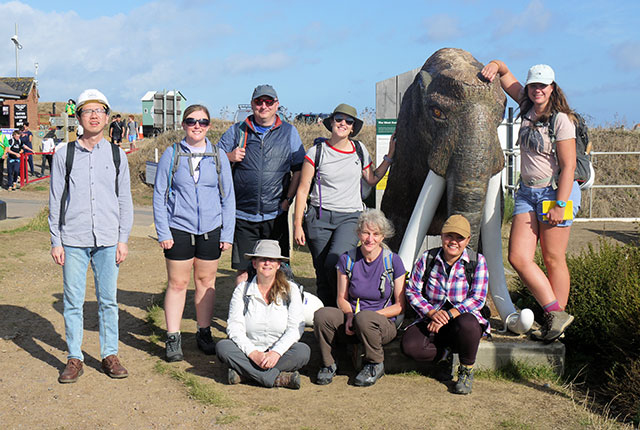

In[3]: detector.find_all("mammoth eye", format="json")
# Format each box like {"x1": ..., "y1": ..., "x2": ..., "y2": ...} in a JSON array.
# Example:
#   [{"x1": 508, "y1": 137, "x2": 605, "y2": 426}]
[{"x1": 430, "y1": 106, "x2": 446, "y2": 120}]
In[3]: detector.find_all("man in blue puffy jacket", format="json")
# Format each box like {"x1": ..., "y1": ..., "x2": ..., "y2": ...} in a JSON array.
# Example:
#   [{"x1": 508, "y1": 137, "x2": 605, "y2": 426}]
[{"x1": 218, "y1": 84, "x2": 305, "y2": 285}]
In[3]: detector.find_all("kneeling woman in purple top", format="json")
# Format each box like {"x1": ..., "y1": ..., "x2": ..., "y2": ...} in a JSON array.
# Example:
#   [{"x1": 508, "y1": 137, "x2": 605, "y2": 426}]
[
  {"x1": 313, "y1": 209, "x2": 406, "y2": 387},
  {"x1": 401, "y1": 214, "x2": 489, "y2": 395}
]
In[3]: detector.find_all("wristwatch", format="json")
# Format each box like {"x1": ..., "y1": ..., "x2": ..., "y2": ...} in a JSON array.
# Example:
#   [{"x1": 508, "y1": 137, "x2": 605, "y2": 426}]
[
  {"x1": 555, "y1": 200, "x2": 567, "y2": 208},
  {"x1": 286, "y1": 196, "x2": 294, "y2": 204}
]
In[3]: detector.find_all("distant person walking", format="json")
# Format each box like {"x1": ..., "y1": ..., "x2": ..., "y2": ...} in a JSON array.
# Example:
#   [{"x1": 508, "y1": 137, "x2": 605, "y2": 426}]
[
  {"x1": 0, "y1": 133, "x2": 9, "y2": 188},
  {"x1": 49, "y1": 89, "x2": 134, "y2": 384},
  {"x1": 482, "y1": 61, "x2": 580, "y2": 342},
  {"x1": 217, "y1": 84, "x2": 305, "y2": 286},
  {"x1": 40, "y1": 136, "x2": 55, "y2": 176},
  {"x1": 153, "y1": 104, "x2": 235, "y2": 361},
  {"x1": 126, "y1": 115, "x2": 138, "y2": 149},
  {"x1": 109, "y1": 114, "x2": 125, "y2": 146},
  {"x1": 20, "y1": 123, "x2": 35, "y2": 176}
]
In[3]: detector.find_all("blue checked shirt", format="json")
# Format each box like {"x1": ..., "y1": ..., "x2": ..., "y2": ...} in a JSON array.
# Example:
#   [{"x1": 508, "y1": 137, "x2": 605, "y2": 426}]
[{"x1": 406, "y1": 248, "x2": 490, "y2": 332}]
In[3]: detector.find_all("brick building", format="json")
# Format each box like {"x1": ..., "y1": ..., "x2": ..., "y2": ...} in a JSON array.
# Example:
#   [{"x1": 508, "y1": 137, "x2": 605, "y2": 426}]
[{"x1": 0, "y1": 77, "x2": 38, "y2": 129}]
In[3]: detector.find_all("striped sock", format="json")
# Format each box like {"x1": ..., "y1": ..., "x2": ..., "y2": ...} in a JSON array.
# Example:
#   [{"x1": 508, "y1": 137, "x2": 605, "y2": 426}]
[{"x1": 543, "y1": 300, "x2": 562, "y2": 312}]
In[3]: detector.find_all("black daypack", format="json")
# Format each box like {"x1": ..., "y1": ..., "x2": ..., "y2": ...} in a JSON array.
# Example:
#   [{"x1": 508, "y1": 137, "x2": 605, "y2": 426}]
[
  {"x1": 548, "y1": 112, "x2": 594, "y2": 190},
  {"x1": 59, "y1": 141, "x2": 121, "y2": 227},
  {"x1": 422, "y1": 247, "x2": 491, "y2": 320}
]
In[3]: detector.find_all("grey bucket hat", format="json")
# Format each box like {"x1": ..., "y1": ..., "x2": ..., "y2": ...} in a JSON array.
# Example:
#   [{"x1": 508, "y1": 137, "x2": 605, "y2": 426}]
[
  {"x1": 244, "y1": 239, "x2": 289, "y2": 261},
  {"x1": 323, "y1": 103, "x2": 364, "y2": 137}
]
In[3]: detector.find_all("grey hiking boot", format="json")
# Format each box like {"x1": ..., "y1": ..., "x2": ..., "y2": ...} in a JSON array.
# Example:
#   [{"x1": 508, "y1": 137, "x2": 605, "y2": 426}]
[
  {"x1": 273, "y1": 371, "x2": 300, "y2": 389},
  {"x1": 165, "y1": 332, "x2": 183, "y2": 362},
  {"x1": 531, "y1": 311, "x2": 574, "y2": 343},
  {"x1": 316, "y1": 363, "x2": 337, "y2": 385},
  {"x1": 196, "y1": 327, "x2": 216, "y2": 355},
  {"x1": 434, "y1": 348, "x2": 453, "y2": 381},
  {"x1": 544, "y1": 311, "x2": 574, "y2": 342},
  {"x1": 227, "y1": 368, "x2": 243, "y2": 385},
  {"x1": 453, "y1": 365, "x2": 474, "y2": 395},
  {"x1": 354, "y1": 362, "x2": 385, "y2": 387}
]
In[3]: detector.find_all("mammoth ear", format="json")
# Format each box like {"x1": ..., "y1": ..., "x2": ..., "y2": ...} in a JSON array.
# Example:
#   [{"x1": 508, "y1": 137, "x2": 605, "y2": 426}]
[{"x1": 417, "y1": 70, "x2": 432, "y2": 91}]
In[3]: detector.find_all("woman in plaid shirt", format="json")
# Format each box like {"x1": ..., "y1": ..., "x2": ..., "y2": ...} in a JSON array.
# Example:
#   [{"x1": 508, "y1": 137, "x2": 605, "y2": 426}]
[{"x1": 401, "y1": 215, "x2": 488, "y2": 395}]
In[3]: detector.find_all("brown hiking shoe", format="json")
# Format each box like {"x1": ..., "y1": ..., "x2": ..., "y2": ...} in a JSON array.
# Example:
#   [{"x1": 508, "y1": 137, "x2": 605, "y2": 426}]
[
  {"x1": 58, "y1": 358, "x2": 84, "y2": 383},
  {"x1": 273, "y1": 371, "x2": 300, "y2": 389},
  {"x1": 101, "y1": 355, "x2": 129, "y2": 379}
]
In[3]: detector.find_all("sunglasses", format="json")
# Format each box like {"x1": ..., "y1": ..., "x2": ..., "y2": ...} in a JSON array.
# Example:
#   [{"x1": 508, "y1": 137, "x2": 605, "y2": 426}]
[
  {"x1": 253, "y1": 98, "x2": 277, "y2": 107},
  {"x1": 184, "y1": 118, "x2": 210, "y2": 127},
  {"x1": 333, "y1": 114, "x2": 355, "y2": 125}
]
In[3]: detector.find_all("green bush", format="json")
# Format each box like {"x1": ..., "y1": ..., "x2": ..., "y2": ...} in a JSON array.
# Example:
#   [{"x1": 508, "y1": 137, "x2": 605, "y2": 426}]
[{"x1": 512, "y1": 240, "x2": 640, "y2": 423}]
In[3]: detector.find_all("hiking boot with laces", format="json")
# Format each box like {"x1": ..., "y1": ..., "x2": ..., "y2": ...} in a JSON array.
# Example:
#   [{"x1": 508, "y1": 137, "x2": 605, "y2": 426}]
[
  {"x1": 454, "y1": 364, "x2": 474, "y2": 395},
  {"x1": 316, "y1": 363, "x2": 337, "y2": 385},
  {"x1": 354, "y1": 362, "x2": 385, "y2": 387},
  {"x1": 273, "y1": 371, "x2": 300, "y2": 389},
  {"x1": 531, "y1": 311, "x2": 574, "y2": 343},
  {"x1": 165, "y1": 332, "x2": 183, "y2": 362},
  {"x1": 434, "y1": 348, "x2": 453, "y2": 382},
  {"x1": 196, "y1": 327, "x2": 216, "y2": 355}
]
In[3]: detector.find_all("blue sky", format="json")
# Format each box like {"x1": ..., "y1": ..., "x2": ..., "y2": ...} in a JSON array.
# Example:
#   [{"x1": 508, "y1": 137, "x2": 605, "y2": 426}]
[{"x1": 1, "y1": 0, "x2": 639, "y2": 126}]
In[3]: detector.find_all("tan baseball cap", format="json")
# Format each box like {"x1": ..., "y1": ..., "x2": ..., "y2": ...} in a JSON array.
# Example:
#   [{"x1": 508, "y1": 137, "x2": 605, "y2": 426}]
[{"x1": 441, "y1": 214, "x2": 471, "y2": 238}]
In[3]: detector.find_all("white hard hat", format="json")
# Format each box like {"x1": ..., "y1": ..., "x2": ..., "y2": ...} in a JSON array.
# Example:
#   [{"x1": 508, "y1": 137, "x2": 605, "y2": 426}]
[{"x1": 77, "y1": 89, "x2": 110, "y2": 110}]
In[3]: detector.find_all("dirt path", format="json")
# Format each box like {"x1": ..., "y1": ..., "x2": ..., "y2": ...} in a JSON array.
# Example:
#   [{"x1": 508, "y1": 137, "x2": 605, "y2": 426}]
[{"x1": 1, "y1": 215, "x2": 634, "y2": 429}]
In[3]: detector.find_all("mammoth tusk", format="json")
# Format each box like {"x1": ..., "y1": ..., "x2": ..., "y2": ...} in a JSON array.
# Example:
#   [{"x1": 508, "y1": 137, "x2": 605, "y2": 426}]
[
  {"x1": 398, "y1": 170, "x2": 445, "y2": 270},
  {"x1": 480, "y1": 173, "x2": 533, "y2": 334}
]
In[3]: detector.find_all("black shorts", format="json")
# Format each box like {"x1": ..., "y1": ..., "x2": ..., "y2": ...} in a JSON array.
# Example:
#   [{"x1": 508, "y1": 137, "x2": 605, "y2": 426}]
[
  {"x1": 111, "y1": 137, "x2": 122, "y2": 144},
  {"x1": 231, "y1": 214, "x2": 289, "y2": 271},
  {"x1": 164, "y1": 227, "x2": 221, "y2": 261}
]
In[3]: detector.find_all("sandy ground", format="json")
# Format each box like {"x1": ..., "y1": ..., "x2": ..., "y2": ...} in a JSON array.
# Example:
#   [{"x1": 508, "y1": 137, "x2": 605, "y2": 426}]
[{"x1": 0, "y1": 190, "x2": 636, "y2": 429}]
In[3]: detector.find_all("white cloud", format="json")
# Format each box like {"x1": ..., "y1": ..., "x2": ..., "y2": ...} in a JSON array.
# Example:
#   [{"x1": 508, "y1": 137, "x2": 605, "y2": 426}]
[{"x1": 491, "y1": 0, "x2": 551, "y2": 39}]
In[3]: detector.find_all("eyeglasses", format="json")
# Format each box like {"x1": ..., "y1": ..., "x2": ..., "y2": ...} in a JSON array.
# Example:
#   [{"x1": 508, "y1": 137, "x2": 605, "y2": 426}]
[
  {"x1": 333, "y1": 114, "x2": 355, "y2": 125},
  {"x1": 184, "y1": 118, "x2": 210, "y2": 127},
  {"x1": 79, "y1": 108, "x2": 107, "y2": 116},
  {"x1": 253, "y1": 98, "x2": 277, "y2": 107}
]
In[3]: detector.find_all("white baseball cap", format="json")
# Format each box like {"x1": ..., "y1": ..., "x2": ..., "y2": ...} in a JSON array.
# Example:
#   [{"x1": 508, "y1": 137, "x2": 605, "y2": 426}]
[
  {"x1": 525, "y1": 64, "x2": 555, "y2": 86},
  {"x1": 77, "y1": 89, "x2": 110, "y2": 110}
]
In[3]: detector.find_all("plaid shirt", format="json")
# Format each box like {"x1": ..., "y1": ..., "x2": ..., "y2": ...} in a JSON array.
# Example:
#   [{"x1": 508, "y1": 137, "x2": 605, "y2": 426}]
[{"x1": 406, "y1": 248, "x2": 489, "y2": 332}]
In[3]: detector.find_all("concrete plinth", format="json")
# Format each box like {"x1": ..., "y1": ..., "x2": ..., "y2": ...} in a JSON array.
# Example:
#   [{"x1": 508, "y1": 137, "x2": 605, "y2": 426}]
[{"x1": 0, "y1": 200, "x2": 6, "y2": 220}]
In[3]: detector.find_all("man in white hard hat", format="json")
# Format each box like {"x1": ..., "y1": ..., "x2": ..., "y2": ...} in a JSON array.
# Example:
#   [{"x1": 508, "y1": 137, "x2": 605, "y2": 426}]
[{"x1": 48, "y1": 89, "x2": 134, "y2": 383}]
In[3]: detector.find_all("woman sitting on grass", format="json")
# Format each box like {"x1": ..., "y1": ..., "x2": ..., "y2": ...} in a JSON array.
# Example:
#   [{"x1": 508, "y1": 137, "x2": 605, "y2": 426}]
[{"x1": 216, "y1": 240, "x2": 310, "y2": 389}]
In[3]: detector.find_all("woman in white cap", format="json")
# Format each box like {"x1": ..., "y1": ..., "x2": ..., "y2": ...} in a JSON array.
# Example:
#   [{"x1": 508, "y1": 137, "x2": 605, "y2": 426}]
[
  {"x1": 481, "y1": 61, "x2": 580, "y2": 342},
  {"x1": 153, "y1": 104, "x2": 235, "y2": 362},
  {"x1": 216, "y1": 240, "x2": 310, "y2": 389},
  {"x1": 293, "y1": 103, "x2": 395, "y2": 307}
]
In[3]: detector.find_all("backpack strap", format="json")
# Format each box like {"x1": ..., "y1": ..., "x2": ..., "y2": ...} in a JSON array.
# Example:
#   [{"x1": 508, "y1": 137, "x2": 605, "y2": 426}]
[
  {"x1": 312, "y1": 138, "x2": 325, "y2": 219},
  {"x1": 344, "y1": 247, "x2": 357, "y2": 281},
  {"x1": 462, "y1": 248, "x2": 477, "y2": 287},
  {"x1": 59, "y1": 141, "x2": 76, "y2": 227},
  {"x1": 59, "y1": 141, "x2": 120, "y2": 226},
  {"x1": 165, "y1": 142, "x2": 225, "y2": 203},
  {"x1": 380, "y1": 248, "x2": 395, "y2": 307},
  {"x1": 111, "y1": 142, "x2": 120, "y2": 197},
  {"x1": 242, "y1": 281, "x2": 251, "y2": 316},
  {"x1": 165, "y1": 143, "x2": 179, "y2": 203},
  {"x1": 352, "y1": 140, "x2": 365, "y2": 168}
]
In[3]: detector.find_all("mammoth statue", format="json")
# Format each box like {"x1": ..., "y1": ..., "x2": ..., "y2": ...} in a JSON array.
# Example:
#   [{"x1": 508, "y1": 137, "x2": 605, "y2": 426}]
[{"x1": 381, "y1": 48, "x2": 532, "y2": 334}]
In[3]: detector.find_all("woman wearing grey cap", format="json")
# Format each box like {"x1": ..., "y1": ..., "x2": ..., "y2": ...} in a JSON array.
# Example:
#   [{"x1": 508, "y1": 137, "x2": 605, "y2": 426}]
[
  {"x1": 293, "y1": 103, "x2": 396, "y2": 307},
  {"x1": 481, "y1": 61, "x2": 580, "y2": 342}
]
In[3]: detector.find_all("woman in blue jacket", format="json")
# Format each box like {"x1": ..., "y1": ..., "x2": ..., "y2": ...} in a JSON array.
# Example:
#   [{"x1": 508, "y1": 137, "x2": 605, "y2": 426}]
[{"x1": 153, "y1": 104, "x2": 235, "y2": 362}]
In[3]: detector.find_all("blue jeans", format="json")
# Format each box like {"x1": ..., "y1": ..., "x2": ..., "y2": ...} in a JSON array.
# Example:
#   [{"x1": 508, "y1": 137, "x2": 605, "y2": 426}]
[{"x1": 62, "y1": 245, "x2": 120, "y2": 360}]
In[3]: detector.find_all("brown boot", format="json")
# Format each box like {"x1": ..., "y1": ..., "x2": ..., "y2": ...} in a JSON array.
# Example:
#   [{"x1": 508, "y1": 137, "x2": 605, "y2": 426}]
[
  {"x1": 101, "y1": 355, "x2": 129, "y2": 379},
  {"x1": 59, "y1": 358, "x2": 84, "y2": 383},
  {"x1": 273, "y1": 371, "x2": 300, "y2": 389}
]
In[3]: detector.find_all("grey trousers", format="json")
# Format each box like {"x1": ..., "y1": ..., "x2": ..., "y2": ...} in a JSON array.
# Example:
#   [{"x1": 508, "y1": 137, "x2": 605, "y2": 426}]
[
  {"x1": 303, "y1": 206, "x2": 361, "y2": 306},
  {"x1": 314, "y1": 307, "x2": 397, "y2": 366},
  {"x1": 215, "y1": 339, "x2": 310, "y2": 387}
]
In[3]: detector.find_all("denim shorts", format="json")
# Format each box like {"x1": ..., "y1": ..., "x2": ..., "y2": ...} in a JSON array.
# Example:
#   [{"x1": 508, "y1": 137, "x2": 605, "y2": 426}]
[{"x1": 513, "y1": 181, "x2": 581, "y2": 227}]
